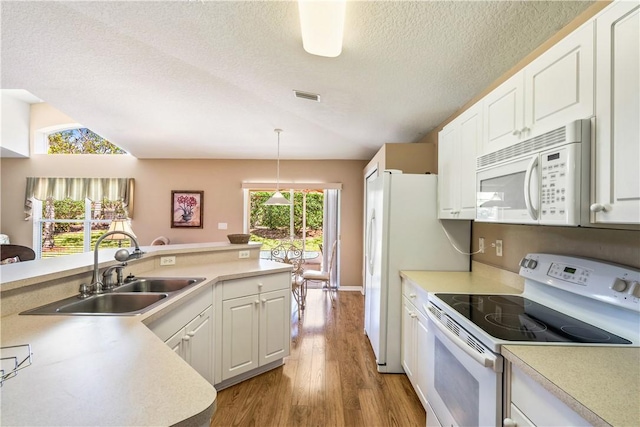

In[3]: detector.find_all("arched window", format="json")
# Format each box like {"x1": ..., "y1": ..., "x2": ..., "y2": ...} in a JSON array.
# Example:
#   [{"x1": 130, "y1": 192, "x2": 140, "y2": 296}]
[{"x1": 34, "y1": 125, "x2": 126, "y2": 154}]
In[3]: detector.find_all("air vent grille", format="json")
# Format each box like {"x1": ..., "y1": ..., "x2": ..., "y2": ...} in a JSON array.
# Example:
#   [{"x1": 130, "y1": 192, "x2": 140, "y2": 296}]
[
  {"x1": 477, "y1": 126, "x2": 567, "y2": 169},
  {"x1": 293, "y1": 90, "x2": 320, "y2": 102},
  {"x1": 445, "y1": 318, "x2": 460, "y2": 336},
  {"x1": 466, "y1": 337, "x2": 486, "y2": 354}
]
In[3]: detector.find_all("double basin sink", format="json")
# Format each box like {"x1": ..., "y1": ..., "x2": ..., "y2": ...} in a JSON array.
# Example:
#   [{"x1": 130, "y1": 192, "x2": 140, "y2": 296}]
[{"x1": 21, "y1": 277, "x2": 206, "y2": 316}]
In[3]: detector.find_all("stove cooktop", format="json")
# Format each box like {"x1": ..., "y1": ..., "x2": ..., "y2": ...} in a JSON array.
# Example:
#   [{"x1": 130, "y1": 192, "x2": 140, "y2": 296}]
[{"x1": 434, "y1": 293, "x2": 632, "y2": 345}]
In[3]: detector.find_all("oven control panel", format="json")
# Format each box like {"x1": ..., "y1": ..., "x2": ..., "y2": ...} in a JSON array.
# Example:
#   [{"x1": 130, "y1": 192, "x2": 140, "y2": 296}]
[{"x1": 519, "y1": 253, "x2": 640, "y2": 313}]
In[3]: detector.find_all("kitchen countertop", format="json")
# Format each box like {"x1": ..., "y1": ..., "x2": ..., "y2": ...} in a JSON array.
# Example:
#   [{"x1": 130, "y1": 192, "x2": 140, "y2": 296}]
[
  {"x1": 401, "y1": 266, "x2": 639, "y2": 427},
  {"x1": 1, "y1": 254, "x2": 291, "y2": 426}
]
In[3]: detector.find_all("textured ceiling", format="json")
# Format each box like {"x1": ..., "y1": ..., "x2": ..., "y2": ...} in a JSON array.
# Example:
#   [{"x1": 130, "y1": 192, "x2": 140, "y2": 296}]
[{"x1": 1, "y1": 1, "x2": 594, "y2": 160}]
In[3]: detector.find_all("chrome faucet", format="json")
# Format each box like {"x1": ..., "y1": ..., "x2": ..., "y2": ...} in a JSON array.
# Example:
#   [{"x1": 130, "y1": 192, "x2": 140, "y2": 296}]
[{"x1": 90, "y1": 230, "x2": 144, "y2": 294}]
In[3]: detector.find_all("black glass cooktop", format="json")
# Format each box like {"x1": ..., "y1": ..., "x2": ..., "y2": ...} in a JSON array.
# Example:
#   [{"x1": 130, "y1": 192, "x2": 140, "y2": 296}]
[{"x1": 435, "y1": 293, "x2": 631, "y2": 344}]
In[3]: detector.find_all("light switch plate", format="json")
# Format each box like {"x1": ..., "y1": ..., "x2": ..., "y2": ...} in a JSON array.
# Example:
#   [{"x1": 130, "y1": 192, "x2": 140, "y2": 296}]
[{"x1": 218, "y1": 222, "x2": 228, "y2": 230}]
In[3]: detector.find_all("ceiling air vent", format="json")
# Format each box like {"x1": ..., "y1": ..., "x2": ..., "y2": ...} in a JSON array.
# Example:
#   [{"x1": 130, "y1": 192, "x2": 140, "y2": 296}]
[{"x1": 293, "y1": 90, "x2": 321, "y2": 102}]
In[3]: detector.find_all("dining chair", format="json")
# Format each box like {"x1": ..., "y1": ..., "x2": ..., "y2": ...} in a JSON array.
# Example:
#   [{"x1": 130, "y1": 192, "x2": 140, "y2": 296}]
[
  {"x1": 270, "y1": 242, "x2": 307, "y2": 310},
  {"x1": 302, "y1": 241, "x2": 337, "y2": 304},
  {"x1": 1, "y1": 244, "x2": 36, "y2": 264}
]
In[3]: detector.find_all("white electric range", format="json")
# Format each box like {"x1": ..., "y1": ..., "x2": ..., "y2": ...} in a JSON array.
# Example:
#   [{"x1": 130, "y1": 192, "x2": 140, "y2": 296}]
[{"x1": 424, "y1": 253, "x2": 640, "y2": 427}]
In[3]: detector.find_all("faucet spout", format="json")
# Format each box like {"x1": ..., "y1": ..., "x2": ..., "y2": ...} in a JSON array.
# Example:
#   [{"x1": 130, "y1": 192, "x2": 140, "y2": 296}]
[{"x1": 91, "y1": 230, "x2": 144, "y2": 293}]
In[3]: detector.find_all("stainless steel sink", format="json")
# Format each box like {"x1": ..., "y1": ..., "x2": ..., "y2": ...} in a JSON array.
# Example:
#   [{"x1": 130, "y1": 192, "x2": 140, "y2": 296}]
[
  {"x1": 114, "y1": 277, "x2": 205, "y2": 293},
  {"x1": 21, "y1": 293, "x2": 168, "y2": 316}
]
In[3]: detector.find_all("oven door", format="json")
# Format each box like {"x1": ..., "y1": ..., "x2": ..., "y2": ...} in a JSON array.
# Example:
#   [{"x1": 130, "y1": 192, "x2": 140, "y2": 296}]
[
  {"x1": 426, "y1": 311, "x2": 503, "y2": 427},
  {"x1": 476, "y1": 154, "x2": 540, "y2": 224}
]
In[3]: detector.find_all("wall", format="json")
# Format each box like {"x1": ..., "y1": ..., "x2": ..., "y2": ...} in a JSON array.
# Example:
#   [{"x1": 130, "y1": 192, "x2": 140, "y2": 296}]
[
  {"x1": 1, "y1": 92, "x2": 30, "y2": 157},
  {"x1": 0, "y1": 105, "x2": 368, "y2": 287},
  {"x1": 364, "y1": 142, "x2": 436, "y2": 177}
]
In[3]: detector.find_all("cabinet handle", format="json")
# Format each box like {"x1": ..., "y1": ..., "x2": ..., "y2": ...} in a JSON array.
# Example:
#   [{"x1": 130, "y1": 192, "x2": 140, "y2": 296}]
[
  {"x1": 410, "y1": 312, "x2": 417, "y2": 318},
  {"x1": 183, "y1": 336, "x2": 191, "y2": 342},
  {"x1": 258, "y1": 283, "x2": 263, "y2": 288},
  {"x1": 521, "y1": 126, "x2": 530, "y2": 134},
  {"x1": 261, "y1": 298, "x2": 267, "y2": 303},
  {"x1": 254, "y1": 300, "x2": 260, "y2": 306},
  {"x1": 187, "y1": 331, "x2": 195, "y2": 337},
  {"x1": 590, "y1": 203, "x2": 610, "y2": 213},
  {"x1": 512, "y1": 129, "x2": 521, "y2": 136},
  {"x1": 503, "y1": 418, "x2": 517, "y2": 427},
  {"x1": 409, "y1": 293, "x2": 416, "y2": 299}
]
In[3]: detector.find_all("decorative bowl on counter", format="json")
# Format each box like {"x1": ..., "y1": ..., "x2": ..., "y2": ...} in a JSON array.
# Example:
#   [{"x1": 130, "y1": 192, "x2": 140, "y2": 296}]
[{"x1": 227, "y1": 233, "x2": 251, "y2": 244}]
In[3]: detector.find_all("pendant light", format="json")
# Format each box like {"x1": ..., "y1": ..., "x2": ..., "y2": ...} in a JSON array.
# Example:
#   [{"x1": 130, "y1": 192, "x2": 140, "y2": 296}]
[
  {"x1": 298, "y1": 0, "x2": 346, "y2": 58},
  {"x1": 264, "y1": 129, "x2": 291, "y2": 206}
]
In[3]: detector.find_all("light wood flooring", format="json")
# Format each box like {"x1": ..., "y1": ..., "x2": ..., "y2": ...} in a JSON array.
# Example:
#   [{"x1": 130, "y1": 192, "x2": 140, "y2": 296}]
[{"x1": 210, "y1": 288, "x2": 426, "y2": 427}]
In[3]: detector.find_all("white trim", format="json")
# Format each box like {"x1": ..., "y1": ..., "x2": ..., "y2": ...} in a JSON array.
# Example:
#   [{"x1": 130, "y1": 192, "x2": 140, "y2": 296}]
[
  {"x1": 338, "y1": 286, "x2": 362, "y2": 292},
  {"x1": 241, "y1": 182, "x2": 343, "y2": 190}
]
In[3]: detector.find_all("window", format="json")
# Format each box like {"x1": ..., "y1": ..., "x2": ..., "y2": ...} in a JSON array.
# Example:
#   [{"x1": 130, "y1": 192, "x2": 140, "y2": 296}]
[
  {"x1": 31, "y1": 198, "x2": 130, "y2": 258},
  {"x1": 34, "y1": 125, "x2": 126, "y2": 154}
]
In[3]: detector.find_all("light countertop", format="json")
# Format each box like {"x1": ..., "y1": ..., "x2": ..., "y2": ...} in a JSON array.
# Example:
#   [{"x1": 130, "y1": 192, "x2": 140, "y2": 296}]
[
  {"x1": 401, "y1": 267, "x2": 639, "y2": 427},
  {"x1": 1, "y1": 253, "x2": 290, "y2": 427}
]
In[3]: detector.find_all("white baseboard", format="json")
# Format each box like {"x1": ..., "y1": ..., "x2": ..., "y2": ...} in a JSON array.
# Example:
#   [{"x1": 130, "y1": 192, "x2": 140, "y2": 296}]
[{"x1": 337, "y1": 286, "x2": 362, "y2": 292}]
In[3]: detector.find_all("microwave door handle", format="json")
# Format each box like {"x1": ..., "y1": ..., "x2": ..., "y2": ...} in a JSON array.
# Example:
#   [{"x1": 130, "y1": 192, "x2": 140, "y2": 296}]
[{"x1": 524, "y1": 156, "x2": 539, "y2": 221}]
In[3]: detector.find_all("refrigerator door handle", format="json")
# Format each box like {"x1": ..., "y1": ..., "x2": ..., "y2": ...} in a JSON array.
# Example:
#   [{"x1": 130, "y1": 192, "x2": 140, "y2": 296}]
[{"x1": 366, "y1": 210, "x2": 376, "y2": 275}]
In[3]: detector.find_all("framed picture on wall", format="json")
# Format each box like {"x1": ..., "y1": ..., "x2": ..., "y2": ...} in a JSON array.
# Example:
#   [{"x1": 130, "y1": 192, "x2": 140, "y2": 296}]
[{"x1": 171, "y1": 190, "x2": 204, "y2": 228}]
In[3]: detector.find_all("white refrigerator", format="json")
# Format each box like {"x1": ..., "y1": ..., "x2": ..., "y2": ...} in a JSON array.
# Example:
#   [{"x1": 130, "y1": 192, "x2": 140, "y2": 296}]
[{"x1": 364, "y1": 171, "x2": 470, "y2": 373}]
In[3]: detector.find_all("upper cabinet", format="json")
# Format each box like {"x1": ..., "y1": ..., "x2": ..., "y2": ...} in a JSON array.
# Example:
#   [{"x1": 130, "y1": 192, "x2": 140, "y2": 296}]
[
  {"x1": 592, "y1": 1, "x2": 640, "y2": 225},
  {"x1": 481, "y1": 22, "x2": 595, "y2": 156},
  {"x1": 438, "y1": 102, "x2": 481, "y2": 220}
]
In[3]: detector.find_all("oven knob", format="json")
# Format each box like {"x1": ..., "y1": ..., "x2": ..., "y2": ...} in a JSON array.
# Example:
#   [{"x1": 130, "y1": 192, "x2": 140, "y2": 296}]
[
  {"x1": 630, "y1": 281, "x2": 640, "y2": 298},
  {"x1": 519, "y1": 257, "x2": 529, "y2": 267},
  {"x1": 526, "y1": 259, "x2": 538, "y2": 269},
  {"x1": 611, "y1": 278, "x2": 628, "y2": 293}
]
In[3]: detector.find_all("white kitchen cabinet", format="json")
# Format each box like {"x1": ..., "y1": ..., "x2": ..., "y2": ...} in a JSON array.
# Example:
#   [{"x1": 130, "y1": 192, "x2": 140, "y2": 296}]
[
  {"x1": 401, "y1": 278, "x2": 429, "y2": 410},
  {"x1": 438, "y1": 102, "x2": 480, "y2": 220},
  {"x1": 217, "y1": 272, "x2": 291, "y2": 384},
  {"x1": 147, "y1": 285, "x2": 214, "y2": 384},
  {"x1": 504, "y1": 363, "x2": 590, "y2": 427},
  {"x1": 164, "y1": 306, "x2": 213, "y2": 384},
  {"x1": 592, "y1": 1, "x2": 640, "y2": 225},
  {"x1": 482, "y1": 22, "x2": 594, "y2": 156}
]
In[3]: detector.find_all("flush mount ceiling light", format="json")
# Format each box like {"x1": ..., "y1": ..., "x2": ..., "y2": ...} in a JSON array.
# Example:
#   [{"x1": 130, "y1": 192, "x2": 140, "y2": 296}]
[
  {"x1": 264, "y1": 129, "x2": 291, "y2": 206},
  {"x1": 298, "y1": 0, "x2": 346, "y2": 58}
]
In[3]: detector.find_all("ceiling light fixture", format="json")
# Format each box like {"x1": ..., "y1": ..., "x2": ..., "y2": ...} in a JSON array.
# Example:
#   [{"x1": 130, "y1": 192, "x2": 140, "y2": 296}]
[
  {"x1": 264, "y1": 129, "x2": 291, "y2": 206},
  {"x1": 298, "y1": 0, "x2": 346, "y2": 58}
]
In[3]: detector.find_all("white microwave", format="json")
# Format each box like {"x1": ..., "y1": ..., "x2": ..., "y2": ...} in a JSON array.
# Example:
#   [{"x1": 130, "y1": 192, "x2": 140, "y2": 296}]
[{"x1": 476, "y1": 120, "x2": 591, "y2": 226}]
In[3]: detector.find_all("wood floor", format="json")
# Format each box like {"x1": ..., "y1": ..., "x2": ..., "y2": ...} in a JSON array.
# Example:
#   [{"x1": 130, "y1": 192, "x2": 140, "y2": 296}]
[{"x1": 210, "y1": 289, "x2": 426, "y2": 427}]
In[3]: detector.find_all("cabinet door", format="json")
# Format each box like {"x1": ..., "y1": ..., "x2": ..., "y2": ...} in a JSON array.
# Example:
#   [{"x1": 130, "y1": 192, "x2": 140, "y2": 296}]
[
  {"x1": 414, "y1": 310, "x2": 429, "y2": 409},
  {"x1": 593, "y1": 1, "x2": 640, "y2": 224},
  {"x1": 438, "y1": 124, "x2": 459, "y2": 218},
  {"x1": 401, "y1": 298, "x2": 416, "y2": 380},
  {"x1": 221, "y1": 295, "x2": 259, "y2": 381},
  {"x1": 482, "y1": 72, "x2": 525, "y2": 154},
  {"x1": 457, "y1": 105, "x2": 481, "y2": 219},
  {"x1": 259, "y1": 288, "x2": 290, "y2": 366},
  {"x1": 525, "y1": 21, "x2": 594, "y2": 137},
  {"x1": 165, "y1": 327, "x2": 187, "y2": 359},
  {"x1": 185, "y1": 306, "x2": 213, "y2": 384}
]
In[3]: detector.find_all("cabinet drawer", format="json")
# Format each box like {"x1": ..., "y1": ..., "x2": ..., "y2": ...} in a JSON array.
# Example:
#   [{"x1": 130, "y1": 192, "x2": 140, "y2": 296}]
[
  {"x1": 222, "y1": 272, "x2": 289, "y2": 300},
  {"x1": 511, "y1": 364, "x2": 590, "y2": 426},
  {"x1": 147, "y1": 285, "x2": 212, "y2": 342},
  {"x1": 402, "y1": 278, "x2": 429, "y2": 315}
]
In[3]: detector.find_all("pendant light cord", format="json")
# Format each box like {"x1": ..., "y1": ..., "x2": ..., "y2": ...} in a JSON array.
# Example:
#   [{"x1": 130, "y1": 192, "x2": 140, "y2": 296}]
[{"x1": 275, "y1": 128, "x2": 283, "y2": 191}]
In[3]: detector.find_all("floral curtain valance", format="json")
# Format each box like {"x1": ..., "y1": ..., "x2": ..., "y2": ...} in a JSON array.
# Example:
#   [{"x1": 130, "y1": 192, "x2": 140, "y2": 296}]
[{"x1": 24, "y1": 177, "x2": 135, "y2": 220}]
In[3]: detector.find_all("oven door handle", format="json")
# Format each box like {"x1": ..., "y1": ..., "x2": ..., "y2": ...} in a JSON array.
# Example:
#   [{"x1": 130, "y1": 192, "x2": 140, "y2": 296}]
[{"x1": 426, "y1": 307, "x2": 500, "y2": 372}]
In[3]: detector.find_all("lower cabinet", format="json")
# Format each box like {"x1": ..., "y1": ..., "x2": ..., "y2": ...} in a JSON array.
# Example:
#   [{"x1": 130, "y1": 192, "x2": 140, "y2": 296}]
[
  {"x1": 504, "y1": 363, "x2": 589, "y2": 426},
  {"x1": 401, "y1": 278, "x2": 429, "y2": 410},
  {"x1": 217, "y1": 273, "x2": 291, "y2": 384},
  {"x1": 165, "y1": 306, "x2": 213, "y2": 384},
  {"x1": 147, "y1": 285, "x2": 215, "y2": 384}
]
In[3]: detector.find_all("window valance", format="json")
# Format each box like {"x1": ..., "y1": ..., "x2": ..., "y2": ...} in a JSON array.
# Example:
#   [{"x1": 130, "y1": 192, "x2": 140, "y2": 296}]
[{"x1": 24, "y1": 177, "x2": 135, "y2": 220}]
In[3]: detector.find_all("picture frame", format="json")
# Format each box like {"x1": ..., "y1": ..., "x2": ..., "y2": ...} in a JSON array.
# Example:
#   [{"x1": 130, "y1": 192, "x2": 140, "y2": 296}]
[{"x1": 171, "y1": 190, "x2": 204, "y2": 229}]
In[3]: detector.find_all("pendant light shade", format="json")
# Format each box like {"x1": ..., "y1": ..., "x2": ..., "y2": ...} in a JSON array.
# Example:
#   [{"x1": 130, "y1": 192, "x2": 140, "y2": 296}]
[{"x1": 264, "y1": 129, "x2": 291, "y2": 206}]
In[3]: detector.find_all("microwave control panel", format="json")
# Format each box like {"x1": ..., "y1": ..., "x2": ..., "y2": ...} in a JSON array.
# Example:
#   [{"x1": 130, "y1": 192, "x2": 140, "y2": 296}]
[{"x1": 540, "y1": 144, "x2": 580, "y2": 225}]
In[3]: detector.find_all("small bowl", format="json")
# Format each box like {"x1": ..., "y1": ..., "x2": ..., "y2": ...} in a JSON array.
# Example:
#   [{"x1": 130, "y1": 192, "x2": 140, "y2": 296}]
[{"x1": 227, "y1": 234, "x2": 251, "y2": 244}]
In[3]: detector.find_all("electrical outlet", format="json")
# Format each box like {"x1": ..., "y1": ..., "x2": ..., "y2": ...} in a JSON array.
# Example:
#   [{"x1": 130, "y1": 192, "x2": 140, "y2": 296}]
[
  {"x1": 478, "y1": 238, "x2": 485, "y2": 254},
  {"x1": 160, "y1": 256, "x2": 176, "y2": 266},
  {"x1": 496, "y1": 240, "x2": 503, "y2": 257},
  {"x1": 238, "y1": 250, "x2": 250, "y2": 259},
  {"x1": 218, "y1": 222, "x2": 228, "y2": 230}
]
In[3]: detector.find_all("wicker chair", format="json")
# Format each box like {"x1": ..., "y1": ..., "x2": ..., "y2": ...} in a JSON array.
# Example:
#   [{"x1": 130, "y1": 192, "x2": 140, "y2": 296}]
[
  {"x1": 270, "y1": 242, "x2": 306, "y2": 310},
  {"x1": 302, "y1": 241, "x2": 337, "y2": 305}
]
